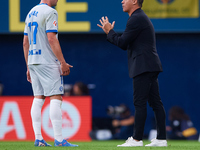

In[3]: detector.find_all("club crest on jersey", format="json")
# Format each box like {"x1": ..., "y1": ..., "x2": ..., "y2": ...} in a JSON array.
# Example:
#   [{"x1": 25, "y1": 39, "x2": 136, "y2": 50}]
[{"x1": 53, "y1": 21, "x2": 57, "y2": 27}]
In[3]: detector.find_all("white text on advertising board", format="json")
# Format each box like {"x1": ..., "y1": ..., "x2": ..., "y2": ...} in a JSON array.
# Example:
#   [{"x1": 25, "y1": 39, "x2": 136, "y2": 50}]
[{"x1": 0, "y1": 102, "x2": 26, "y2": 139}]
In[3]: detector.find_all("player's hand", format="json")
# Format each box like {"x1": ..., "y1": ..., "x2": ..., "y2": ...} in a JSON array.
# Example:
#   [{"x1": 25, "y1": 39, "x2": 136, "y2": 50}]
[
  {"x1": 61, "y1": 62, "x2": 73, "y2": 76},
  {"x1": 26, "y1": 69, "x2": 32, "y2": 83},
  {"x1": 97, "y1": 16, "x2": 115, "y2": 34}
]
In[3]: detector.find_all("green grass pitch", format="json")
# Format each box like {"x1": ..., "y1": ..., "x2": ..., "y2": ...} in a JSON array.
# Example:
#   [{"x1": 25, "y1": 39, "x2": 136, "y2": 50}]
[{"x1": 0, "y1": 140, "x2": 200, "y2": 150}]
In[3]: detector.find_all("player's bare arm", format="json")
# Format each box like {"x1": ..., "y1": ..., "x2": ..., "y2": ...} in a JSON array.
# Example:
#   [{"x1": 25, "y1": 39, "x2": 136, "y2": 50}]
[
  {"x1": 97, "y1": 16, "x2": 115, "y2": 34},
  {"x1": 47, "y1": 32, "x2": 73, "y2": 76},
  {"x1": 23, "y1": 35, "x2": 32, "y2": 83}
]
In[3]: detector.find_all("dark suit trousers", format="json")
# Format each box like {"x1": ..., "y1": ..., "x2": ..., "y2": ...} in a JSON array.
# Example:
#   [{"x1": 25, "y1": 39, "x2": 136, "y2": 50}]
[{"x1": 132, "y1": 72, "x2": 166, "y2": 140}]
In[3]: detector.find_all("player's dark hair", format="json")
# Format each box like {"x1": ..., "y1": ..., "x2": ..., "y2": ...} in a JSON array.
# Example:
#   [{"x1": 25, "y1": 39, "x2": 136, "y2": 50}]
[{"x1": 137, "y1": 0, "x2": 144, "y2": 7}]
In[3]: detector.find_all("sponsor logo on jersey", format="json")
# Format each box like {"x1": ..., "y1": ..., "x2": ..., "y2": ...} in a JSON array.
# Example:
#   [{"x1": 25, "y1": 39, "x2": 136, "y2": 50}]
[
  {"x1": 53, "y1": 21, "x2": 57, "y2": 27},
  {"x1": 157, "y1": 0, "x2": 175, "y2": 4},
  {"x1": 29, "y1": 49, "x2": 41, "y2": 56}
]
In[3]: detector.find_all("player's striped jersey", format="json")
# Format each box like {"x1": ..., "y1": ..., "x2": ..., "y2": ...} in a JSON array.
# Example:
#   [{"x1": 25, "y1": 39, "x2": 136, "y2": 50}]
[{"x1": 24, "y1": 3, "x2": 60, "y2": 65}]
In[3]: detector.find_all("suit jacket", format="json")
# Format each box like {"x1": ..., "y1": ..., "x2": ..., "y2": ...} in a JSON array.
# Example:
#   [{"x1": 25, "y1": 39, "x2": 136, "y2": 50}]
[{"x1": 107, "y1": 8, "x2": 163, "y2": 78}]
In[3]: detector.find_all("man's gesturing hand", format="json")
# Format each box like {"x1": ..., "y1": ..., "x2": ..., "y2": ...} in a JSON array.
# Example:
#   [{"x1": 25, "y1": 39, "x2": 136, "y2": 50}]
[{"x1": 97, "y1": 16, "x2": 115, "y2": 34}]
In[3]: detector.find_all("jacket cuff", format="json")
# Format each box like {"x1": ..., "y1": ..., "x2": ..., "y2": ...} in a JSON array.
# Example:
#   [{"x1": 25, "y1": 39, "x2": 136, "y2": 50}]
[{"x1": 107, "y1": 29, "x2": 115, "y2": 42}]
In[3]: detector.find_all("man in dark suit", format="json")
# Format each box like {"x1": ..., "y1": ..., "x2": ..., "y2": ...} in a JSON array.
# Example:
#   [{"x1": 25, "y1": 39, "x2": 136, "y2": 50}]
[{"x1": 97, "y1": 0, "x2": 167, "y2": 147}]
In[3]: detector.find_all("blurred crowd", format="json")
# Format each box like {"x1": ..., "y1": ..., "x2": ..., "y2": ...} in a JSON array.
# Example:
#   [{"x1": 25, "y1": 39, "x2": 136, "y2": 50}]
[
  {"x1": 90, "y1": 104, "x2": 199, "y2": 141},
  {"x1": 63, "y1": 81, "x2": 90, "y2": 96},
  {"x1": 166, "y1": 106, "x2": 199, "y2": 140}
]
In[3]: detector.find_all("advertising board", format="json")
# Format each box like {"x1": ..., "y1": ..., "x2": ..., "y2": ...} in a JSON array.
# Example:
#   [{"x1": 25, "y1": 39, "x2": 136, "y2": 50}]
[{"x1": 0, "y1": 96, "x2": 92, "y2": 141}]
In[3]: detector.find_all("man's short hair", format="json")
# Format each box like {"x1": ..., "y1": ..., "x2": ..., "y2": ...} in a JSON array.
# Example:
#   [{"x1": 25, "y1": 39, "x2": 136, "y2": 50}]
[{"x1": 138, "y1": 0, "x2": 144, "y2": 7}]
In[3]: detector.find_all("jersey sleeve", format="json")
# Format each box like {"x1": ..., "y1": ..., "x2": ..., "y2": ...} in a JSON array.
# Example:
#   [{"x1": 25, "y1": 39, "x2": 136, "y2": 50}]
[{"x1": 46, "y1": 10, "x2": 58, "y2": 33}]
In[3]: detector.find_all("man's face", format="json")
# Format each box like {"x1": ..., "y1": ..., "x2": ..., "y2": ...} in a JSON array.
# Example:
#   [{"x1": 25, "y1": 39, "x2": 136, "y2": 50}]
[{"x1": 121, "y1": 0, "x2": 134, "y2": 12}]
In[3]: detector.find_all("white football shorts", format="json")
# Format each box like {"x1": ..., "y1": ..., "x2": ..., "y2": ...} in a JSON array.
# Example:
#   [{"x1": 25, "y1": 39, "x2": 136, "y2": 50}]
[{"x1": 28, "y1": 64, "x2": 64, "y2": 96}]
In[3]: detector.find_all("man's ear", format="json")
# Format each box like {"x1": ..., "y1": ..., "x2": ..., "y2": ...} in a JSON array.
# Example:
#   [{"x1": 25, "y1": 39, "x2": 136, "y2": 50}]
[{"x1": 131, "y1": 0, "x2": 137, "y2": 5}]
